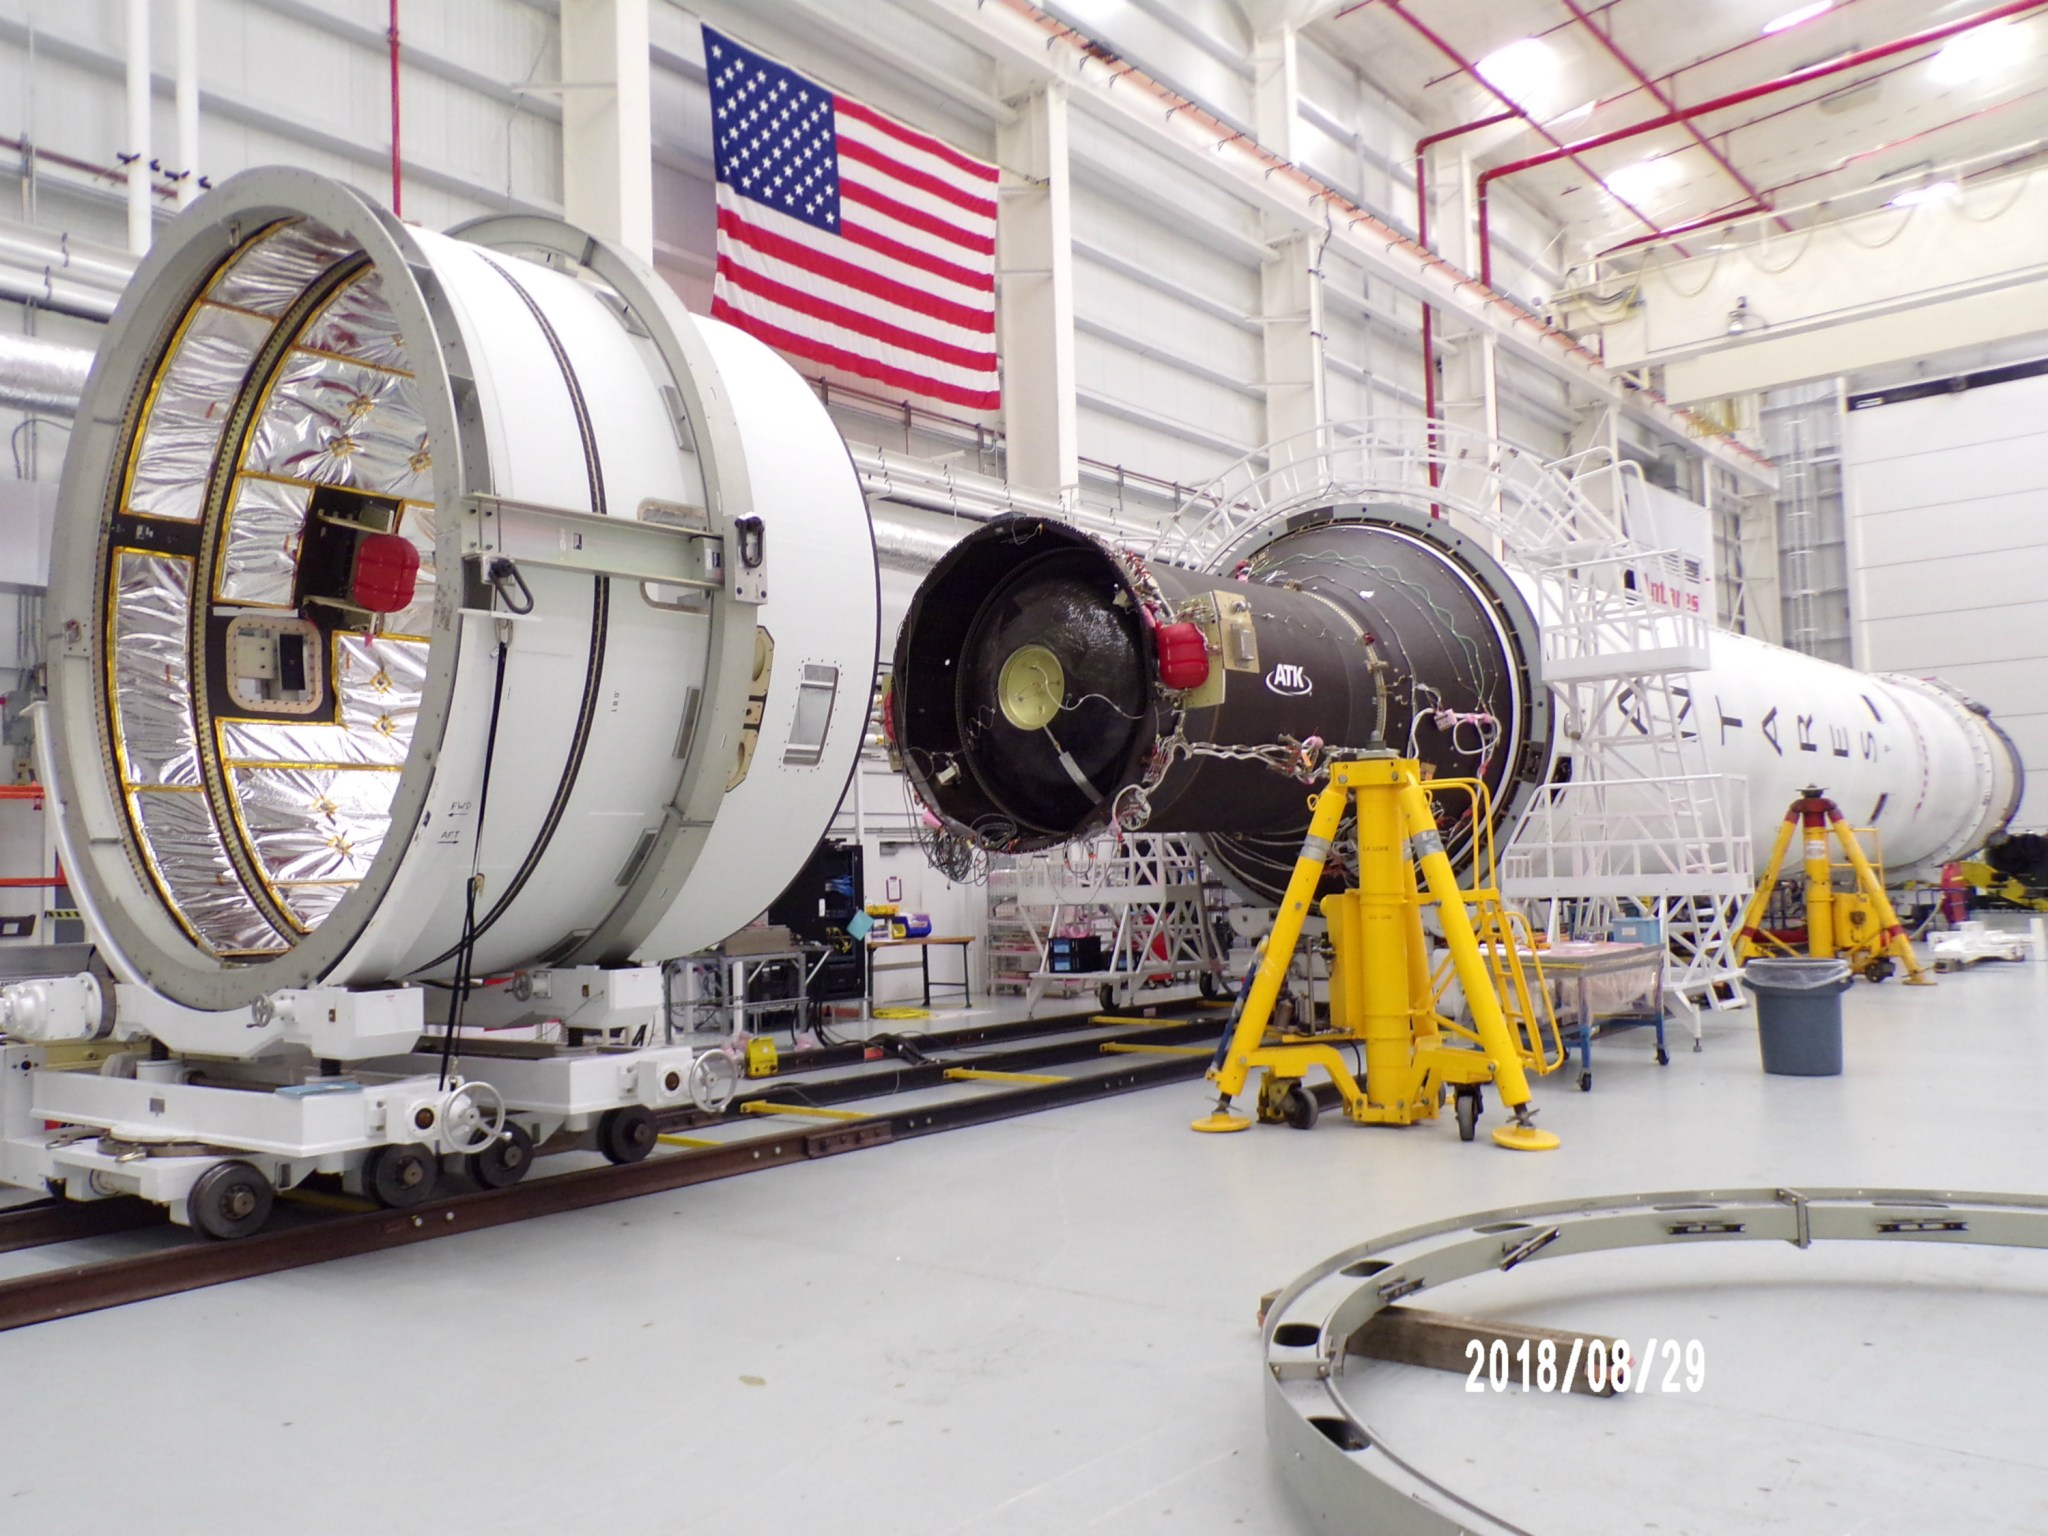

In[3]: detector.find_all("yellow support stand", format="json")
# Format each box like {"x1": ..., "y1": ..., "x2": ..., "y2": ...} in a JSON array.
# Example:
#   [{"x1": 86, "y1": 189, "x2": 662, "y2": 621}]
[
  {"x1": 1735, "y1": 786, "x2": 1930, "y2": 984},
  {"x1": 1191, "y1": 753, "x2": 1562, "y2": 1151}
]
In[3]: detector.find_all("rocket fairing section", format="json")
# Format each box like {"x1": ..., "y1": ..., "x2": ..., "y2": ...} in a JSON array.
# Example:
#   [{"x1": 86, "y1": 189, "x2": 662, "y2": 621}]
[
  {"x1": 893, "y1": 512, "x2": 2023, "y2": 900},
  {"x1": 33, "y1": 169, "x2": 879, "y2": 1022}
]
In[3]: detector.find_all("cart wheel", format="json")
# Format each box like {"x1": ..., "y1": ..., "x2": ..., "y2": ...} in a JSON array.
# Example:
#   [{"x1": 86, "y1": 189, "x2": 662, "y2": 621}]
[
  {"x1": 1655, "y1": 1047, "x2": 1670, "y2": 1067},
  {"x1": 1579, "y1": 1071, "x2": 1593, "y2": 1092},
  {"x1": 1864, "y1": 957, "x2": 1895, "y2": 984},
  {"x1": 1198, "y1": 970, "x2": 1223, "y2": 1002},
  {"x1": 597, "y1": 1105, "x2": 657, "y2": 1165},
  {"x1": 1454, "y1": 1090, "x2": 1478, "y2": 1143},
  {"x1": 1283, "y1": 1084, "x2": 1319, "y2": 1132},
  {"x1": 1097, "y1": 982, "x2": 1117, "y2": 1011},
  {"x1": 364, "y1": 1143, "x2": 439, "y2": 1208},
  {"x1": 469, "y1": 1122, "x2": 535, "y2": 1190},
  {"x1": 187, "y1": 1159, "x2": 274, "y2": 1241}
]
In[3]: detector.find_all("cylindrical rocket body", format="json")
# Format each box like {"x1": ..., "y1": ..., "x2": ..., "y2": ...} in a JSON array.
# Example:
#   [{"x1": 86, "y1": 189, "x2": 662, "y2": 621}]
[
  {"x1": 893, "y1": 510, "x2": 2021, "y2": 900},
  {"x1": 1673, "y1": 627, "x2": 2019, "y2": 876},
  {"x1": 892, "y1": 511, "x2": 1551, "y2": 902}
]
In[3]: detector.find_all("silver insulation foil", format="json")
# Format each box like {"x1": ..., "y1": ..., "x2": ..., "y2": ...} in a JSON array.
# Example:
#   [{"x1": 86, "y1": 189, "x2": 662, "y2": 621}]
[
  {"x1": 130, "y1": 789, "x2": 288, "y2": 955},
  {"x1": 111, "y1": 552, "x2": 201, "y2": 788},
  {"x1": 270, "y1": 876, "x2": 351, "y2": 933},
  {"x1": 230, "y1": 765, "x2": 393, "y2": 931},
  {"x1": 214, "y1": 636, "x2": 424, "y2": 930},
  {"x1": 127, "y1": 303, "x2": 273, "y2": 521},
  {"x1": 215, "y1": 636, "x2": 423, "y2": 771},
  {"x1": 207, "y1": 218, "x2": 357, "y2": 317},
  {"x1": 104, "y1": 217, "x2": 437, "y2": 955},
  {"x1": 244, "y1": 351, "x2": 431, "y2": 501},
  {"x1": 217, "y1": 476, "x2": 309, "y2": 607},
  {"x1": 334, "y1": 635, "x2": 427, "y2": 759},
  {"x1": 302, "y1": 271, "x2": 408, "y2": 371}
]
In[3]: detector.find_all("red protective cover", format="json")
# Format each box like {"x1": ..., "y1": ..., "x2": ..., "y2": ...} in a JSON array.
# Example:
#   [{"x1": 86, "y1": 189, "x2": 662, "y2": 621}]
[
  {"x1": 1154, "y1": 620, "x2": 1210, "y2": 691},
  {"x1": 350, "y1": 531, "x2": 421, "y2": 614}
]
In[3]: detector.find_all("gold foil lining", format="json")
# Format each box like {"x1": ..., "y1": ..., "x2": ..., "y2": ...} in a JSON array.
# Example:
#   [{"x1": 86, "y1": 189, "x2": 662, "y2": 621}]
[
  {"x1": 106, "y1": 217, "x2": 442, "y2": 957},
  {"x1": 230, "y1": 765, "x2": 392, "y2": 930},
  {"x1": 213, "y1": 635, "x2": 426, "y2": 927},
  {"x1": 217, "y1": 635, "x2": 424, "y2": 771},
  {"x1": 334, "y1": 634, "x2": 427, "y2": 758},
  {"x1": 301, "y1": 270, "x2": 410, "y2": 372}
]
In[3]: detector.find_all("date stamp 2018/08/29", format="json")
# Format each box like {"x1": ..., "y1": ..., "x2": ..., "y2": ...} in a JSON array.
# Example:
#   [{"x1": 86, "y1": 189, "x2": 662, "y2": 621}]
[{"x1": 1465, "y1": 1337, "x2": 1706, "y2": 1394}]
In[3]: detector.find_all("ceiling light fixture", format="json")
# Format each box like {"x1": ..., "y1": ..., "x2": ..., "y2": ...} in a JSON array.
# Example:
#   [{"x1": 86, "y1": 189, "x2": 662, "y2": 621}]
[
  {"x1": 1929, "y1": 25, "x2": 2014, "y2": 86},
  {"x1": 1476, "y1": 37, "x2": 1559, "y2": 109},
  {"x1": 1761, "y1": 1, "x2": 1833, "y2": 36},
  {"x1": 1888, "y1": 179, "x2": 1959, "y2": 208},
  {"x1": 1726, "y1": 296, "x2": 1762, "y2": 335},
  {"x1": 1603, "y1": 155, "x2": 1682, "y2": 202}
]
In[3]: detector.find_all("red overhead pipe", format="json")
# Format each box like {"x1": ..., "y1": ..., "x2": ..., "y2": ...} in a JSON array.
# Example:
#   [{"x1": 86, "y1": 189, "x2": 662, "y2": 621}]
[
  {"x1": 1381, "y1": 0, "x2": 1675, "y2": 265},
  {"x1": 387, "y1": 0, "x2": 403, "y2": 216},
  {"x1": 1412, "y1": 109, "x2": 1513, "y2": 488},
  {"x1": 1414, "y1": 110, "x2": 1515, "y2": 251},
  {"x1": 1476, "y1": 0, "x2": 2048, "y2": 285},
  {"x1": 1557, "y1": 0, "x2": 1793, "y2": 234},
  {"x1": 0, "y1": 130, "x2": 177, "y2": 200}
]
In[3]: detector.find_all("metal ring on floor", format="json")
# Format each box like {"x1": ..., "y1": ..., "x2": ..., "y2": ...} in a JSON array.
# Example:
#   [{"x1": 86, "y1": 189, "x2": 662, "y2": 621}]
[{"x1": 1264, "y1": 1186, "x2": 2048, "y2": 1535}]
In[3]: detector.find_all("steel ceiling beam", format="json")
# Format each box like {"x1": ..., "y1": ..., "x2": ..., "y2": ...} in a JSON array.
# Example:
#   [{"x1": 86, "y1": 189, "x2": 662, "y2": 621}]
[{"x1": 1556, "y1": 0, "x2": 1790, "y2": 234}]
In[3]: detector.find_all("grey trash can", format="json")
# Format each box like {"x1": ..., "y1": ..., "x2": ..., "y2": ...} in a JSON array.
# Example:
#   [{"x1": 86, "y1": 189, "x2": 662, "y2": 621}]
[{"x1": 1741, "y1": 958, "x2": 1853, "y2": 1076}]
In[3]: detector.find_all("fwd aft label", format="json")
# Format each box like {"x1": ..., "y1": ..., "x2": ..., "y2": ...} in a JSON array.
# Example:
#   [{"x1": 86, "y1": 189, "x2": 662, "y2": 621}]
[{"x1": 1266, "y1": 663, "x2": 1313, "y2": 697}]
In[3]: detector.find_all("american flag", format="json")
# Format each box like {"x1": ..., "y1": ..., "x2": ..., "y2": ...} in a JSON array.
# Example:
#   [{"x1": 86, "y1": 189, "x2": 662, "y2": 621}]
[{"x1": 703, "y1": 27, "x2": 1001, "y2": 412}]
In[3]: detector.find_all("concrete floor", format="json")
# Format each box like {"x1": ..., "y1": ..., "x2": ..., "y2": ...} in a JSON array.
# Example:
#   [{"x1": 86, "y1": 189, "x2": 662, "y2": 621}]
[{"x1": 5, "y1": 960, "x2": 2048, "y2": 1534}]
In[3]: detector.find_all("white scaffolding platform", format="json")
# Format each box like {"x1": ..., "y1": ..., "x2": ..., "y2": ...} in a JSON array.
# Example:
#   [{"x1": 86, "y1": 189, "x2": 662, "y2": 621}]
[
  {"x1": 1145, "y1": 418, "x2": 1756, "y2": 1040},
  {"x1": 986, "y1": 835, "x2": 1226, "y2": 1015}
]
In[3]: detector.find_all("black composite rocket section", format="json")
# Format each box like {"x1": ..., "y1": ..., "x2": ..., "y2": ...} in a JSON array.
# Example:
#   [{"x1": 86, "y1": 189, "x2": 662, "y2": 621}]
[{"x1": 891, "y1": 510, "x2": 1553, "y2": 904}]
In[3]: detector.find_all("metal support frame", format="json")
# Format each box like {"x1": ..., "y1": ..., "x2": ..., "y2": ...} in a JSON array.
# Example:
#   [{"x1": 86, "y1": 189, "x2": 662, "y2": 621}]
[
  {"x1": 911, "y1": 0, "x2": 1776, "y2": 491},
  {"x1": 1736, "y1": 787, "x2": 1931, "y2": 983},
  {"x1": 1195, "y1": 755, "x2": 1562, "y2": 1150},
  {"x1": 1472, "y1": 0, "x2": 2048, "y2": 287},
  {"x1": 1251, "y1": 26, "x2": 1327, "y2": 453},
  {"x1": 0, "y1": 960, "x2": 737, "y2": 1232},
  {"x1": 992, "y1": 834, "x2": 1225, "y2": 1015},
  {"x1": 1265, "y1": 1186, "x2": 2048, "y2": 1535},
  {"x1": 468, "y1": 493, "x2": 724, "y2": 589}
]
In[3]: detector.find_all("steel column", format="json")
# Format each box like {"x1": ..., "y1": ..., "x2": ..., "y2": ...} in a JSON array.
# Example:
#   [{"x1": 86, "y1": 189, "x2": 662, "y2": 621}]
[
  {"x1": 995, "y1": 83, "x2": 1080, "y2": 499},
  {"x1": 560, "y1": 0, "x2": 656, "y2": 262}
]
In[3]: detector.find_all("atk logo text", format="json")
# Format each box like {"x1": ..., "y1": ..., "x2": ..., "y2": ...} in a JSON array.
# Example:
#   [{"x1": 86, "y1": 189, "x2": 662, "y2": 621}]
[{"x1": 1266, "y1": 663, "x2": 1313, "y2": 697}]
